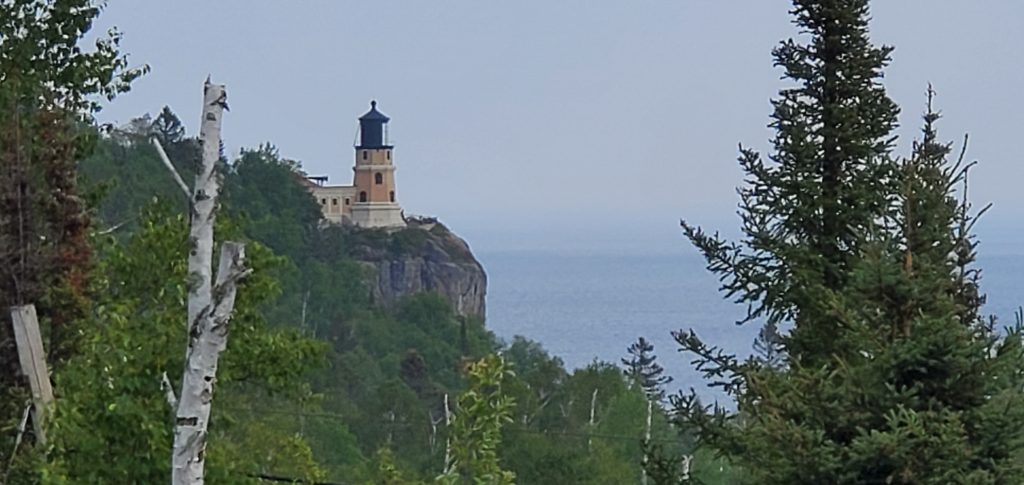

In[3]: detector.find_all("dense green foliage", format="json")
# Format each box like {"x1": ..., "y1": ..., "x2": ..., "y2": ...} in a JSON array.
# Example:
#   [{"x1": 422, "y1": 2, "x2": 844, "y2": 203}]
[
  {"x1": 16, "y1": 205, "x2": 326, "y2": 483},
  {"x1": 65, "y1": 116, "x2": 713, "y2": 483},
  {"x1": 0, "y1": 0, "x2": 146, "y2": 438},
  {"x1": 438, "y1": 355, "x2": 517, "y2": 484},
  {"x1": 9, "y1": 2, "x2": 1015, "y2": 482},
  {"x1": 674, "y1": 1, "x2": 1024, "y2": 483},
  {"x1": 80, "y1": 108, "x2": 198, "y2": 229},
  {"x1": 0, "y1": 4, "x2": 694, "y2": 480}
]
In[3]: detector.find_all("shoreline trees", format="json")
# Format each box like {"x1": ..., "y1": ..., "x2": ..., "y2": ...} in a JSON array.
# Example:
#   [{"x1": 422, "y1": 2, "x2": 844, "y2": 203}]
[{"x1": 674, "y1": 1, "x2": 1024, "y2": 482}]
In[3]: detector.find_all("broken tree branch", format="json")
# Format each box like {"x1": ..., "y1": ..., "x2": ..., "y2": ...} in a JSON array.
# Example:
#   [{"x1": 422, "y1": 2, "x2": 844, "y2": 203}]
[
  {"x1": 151, "y1": 137, "x2": 192, "y2": 200},
  {"x1": 3, "y1": 403, "x2": 31, "y2": 481},
  {"x1": 161, "y1": 371, "x2": 178, "y2": 409}
]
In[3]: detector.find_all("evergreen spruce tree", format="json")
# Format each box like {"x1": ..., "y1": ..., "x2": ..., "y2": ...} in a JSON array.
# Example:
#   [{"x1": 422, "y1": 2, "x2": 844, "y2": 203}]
[
  {"x1": 623, "y1": 337, "x2": 672, "y2": 402},
  {"x1": 150, "y1": 106, "x2": 201, "y2": 185},
  {"x1": 683, "y1": 0, "x2": 901, "y2": 365},
  {"x1": 152, "y1": 106, "x2": 186, "y2": 146},
  {"x1": 673, "y1": 1, "x2": 1024, "y2": 483}
]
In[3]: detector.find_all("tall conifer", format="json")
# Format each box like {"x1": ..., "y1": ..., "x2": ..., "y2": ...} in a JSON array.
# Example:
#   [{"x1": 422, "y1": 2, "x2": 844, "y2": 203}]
[
  {"x1": 623, "y1": 337, "x2": 673, "y2": 402},
  {"x1": 683, "y1": 0, "x2": 900, "y2": 364},
  {"x1": 673, "y1": 1, "x2": 1024, "y2": 482}
]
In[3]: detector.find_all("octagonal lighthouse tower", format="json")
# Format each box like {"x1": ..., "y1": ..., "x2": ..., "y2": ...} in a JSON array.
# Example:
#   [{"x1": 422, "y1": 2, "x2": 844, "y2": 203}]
[{"x1": 350, "y1": 101, "x2": 406, "y2": 228}]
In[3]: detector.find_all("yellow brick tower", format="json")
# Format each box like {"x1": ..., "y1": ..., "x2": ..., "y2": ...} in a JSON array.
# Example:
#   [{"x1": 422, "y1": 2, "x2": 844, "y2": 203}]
[{"x1": 350, "y1": 100, "x2": 405, "y2": 228}]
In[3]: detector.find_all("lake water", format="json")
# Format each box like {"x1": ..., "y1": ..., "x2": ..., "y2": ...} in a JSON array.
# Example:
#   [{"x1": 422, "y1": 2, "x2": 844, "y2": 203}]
[{"x1": 481, "y1": 250, "x2": 1024, "y2": 395}]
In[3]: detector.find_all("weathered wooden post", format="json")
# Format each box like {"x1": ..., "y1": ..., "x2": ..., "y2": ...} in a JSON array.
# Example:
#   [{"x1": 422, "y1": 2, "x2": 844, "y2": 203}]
[{"x1": 10, "y1": 304, "x2": 54, "y2": 444}]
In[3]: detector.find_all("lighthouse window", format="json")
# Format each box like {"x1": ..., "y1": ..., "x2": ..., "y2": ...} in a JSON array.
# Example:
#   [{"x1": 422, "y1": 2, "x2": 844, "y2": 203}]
[
  {"x1": 362, "y1": 151, "x2": 367, "y2": 160},
  {"x1": 359, "y1": 191, "x2": 367, "y2": 202},
  {"x1": 375, "y1": 172, "x2": 383, "y2": 185},
  {"x1": 390, "y1": 191, "x2": 395, "y2": 202}
]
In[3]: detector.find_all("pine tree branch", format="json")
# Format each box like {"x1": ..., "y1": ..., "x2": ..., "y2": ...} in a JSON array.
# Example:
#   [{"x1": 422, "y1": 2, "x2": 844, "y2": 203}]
[{"x1": 672, "y1": 329, "x2": 743, "y2": 395}]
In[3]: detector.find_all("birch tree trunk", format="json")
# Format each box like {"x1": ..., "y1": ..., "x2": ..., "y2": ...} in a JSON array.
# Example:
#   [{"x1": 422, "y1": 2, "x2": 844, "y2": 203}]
[
  {"x1": 587, "y1": 388, "x2": 598, "y2": 451},
  {"x1": 172, "y1": 78, "x2": 246, "y2": 485},
  {"x1": 641, "y1": 399, "x2": 652, "y2": 485},
  {"x1": 443, "y1": 393, "x2": 452, "y2": 475}
]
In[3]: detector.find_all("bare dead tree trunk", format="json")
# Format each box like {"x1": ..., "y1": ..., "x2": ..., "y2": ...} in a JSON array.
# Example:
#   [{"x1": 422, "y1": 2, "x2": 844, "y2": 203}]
[
  {"x1": 301, "y1": 290, "x2": 309, "y2": 334},
  {"x1": 3, "y1": 403, "x2": 31, "y2": 481},
  {"x1": 588, "y1": 388, "x2": 598, "y2": 451},
  {"x1": 429, "y1": 410, "x2": 443, "y2": 453},
  {"x1": 385, "y1": 410, "x2": 395, "y2": 445},
  {"x1": 443, "y1": 393, "x2": 452, "y2": 475},
  {"x1": 171, "y1": 78, "x2": 247, "y2": 485},
  {"x1": 641, "y1": 399, "x2": 652, "y2": 485}
]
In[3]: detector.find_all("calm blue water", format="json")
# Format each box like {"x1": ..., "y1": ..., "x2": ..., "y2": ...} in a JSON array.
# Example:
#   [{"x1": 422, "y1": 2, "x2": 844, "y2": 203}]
[{"x1": 481, "y1": 251, "x2": 1024, "y2": 395}]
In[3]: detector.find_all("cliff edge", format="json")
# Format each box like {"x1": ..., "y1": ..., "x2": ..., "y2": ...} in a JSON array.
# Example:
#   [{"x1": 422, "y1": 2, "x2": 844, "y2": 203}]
[{"x1": 344, "y1": 217, "x2": 486, "y2": 318}]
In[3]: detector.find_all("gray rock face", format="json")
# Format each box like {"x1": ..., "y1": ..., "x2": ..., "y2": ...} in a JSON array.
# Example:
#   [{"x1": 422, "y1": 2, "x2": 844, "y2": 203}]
[{"x1": 350, "y1": 220, "x2": 486, "y2": 318}]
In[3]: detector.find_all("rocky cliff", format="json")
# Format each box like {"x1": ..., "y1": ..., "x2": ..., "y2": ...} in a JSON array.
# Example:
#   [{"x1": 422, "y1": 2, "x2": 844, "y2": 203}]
[{"x1": 345, "y1": 217, "x2": 486, "y2": 318}]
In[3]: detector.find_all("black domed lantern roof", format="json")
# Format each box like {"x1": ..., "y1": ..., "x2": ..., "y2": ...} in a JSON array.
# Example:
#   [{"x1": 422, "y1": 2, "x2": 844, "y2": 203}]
[
  {"x1": 358, "y1": 100, "x2": 391, "y2": 149},
  {"x1": 359, "y1": 100, "x2": 390, "y2": 122}
]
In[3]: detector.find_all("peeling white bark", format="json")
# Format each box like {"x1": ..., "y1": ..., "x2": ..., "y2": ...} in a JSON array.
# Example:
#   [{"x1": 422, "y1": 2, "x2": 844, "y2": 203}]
[
  {"x1": 171, "y1": 78, "x2": 245, "y2": 485},
  {"x1": 443, "y1": 393, "x2": 452, "y2": 474},
  {"x1": 587, "y1": 388, "x2": 598, "y2": 451}
]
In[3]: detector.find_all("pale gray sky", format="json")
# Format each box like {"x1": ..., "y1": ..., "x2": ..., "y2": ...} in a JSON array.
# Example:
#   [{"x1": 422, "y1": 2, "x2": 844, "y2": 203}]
[{"x1": 93, "y1": 1, "x2": 1024, "y2": 254}]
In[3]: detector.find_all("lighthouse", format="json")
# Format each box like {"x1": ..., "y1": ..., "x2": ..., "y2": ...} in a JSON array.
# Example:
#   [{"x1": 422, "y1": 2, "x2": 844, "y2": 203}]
[
  {"x1": 304, "y1": 101, "x2": 407, "y2": 228},
  {"x1": 349, "y1": 101, "x2": 406, "y2": 228}
]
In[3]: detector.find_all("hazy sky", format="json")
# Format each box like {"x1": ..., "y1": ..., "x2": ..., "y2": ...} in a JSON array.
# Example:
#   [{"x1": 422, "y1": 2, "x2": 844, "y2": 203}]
[{"x1": 92, "y1": 1, "x2": 1024, "y2": 254}]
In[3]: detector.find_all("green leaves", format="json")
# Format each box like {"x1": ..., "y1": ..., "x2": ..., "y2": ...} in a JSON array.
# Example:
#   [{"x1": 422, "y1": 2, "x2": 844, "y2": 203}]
[
  {"x1": 36, "y1": 203, "x2": 328, "y2": 482},
  {"x1": 1, "y1": 2, "x2": 147, "y2": 438},
  {"x1": 438, "y1": 355, "x2": 516, "y2": 485},
  {"x1": 0, "y1": 0, "x2": 147, "y2": 116}
]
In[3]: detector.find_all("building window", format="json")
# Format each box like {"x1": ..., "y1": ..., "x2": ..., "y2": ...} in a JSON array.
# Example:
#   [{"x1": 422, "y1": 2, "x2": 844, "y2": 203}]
[
  {"x1": 359, "y1": 191, "x2": 367, "y2": 202},
  {"x1": 390, "y1": 191, "x2": 395, "y2": 202},
  {"x1": 362, "y1": 151, "x2": 367, "y2": 160},
  {"x1": 331, "y1": 198, "x2": 338, "y2": 206},
  {"x1": 375, "y1": 172, "x2": 383, "y2": 185},
  {"x1": 386, "y1": 151, "x2": 391, "y2": 160},
  {"x1": 320, "y1": 198, "x2": 326, "y2": 205},
  {"x1": 344, "y1": 198, "x2": 350, "y2": 205}
]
